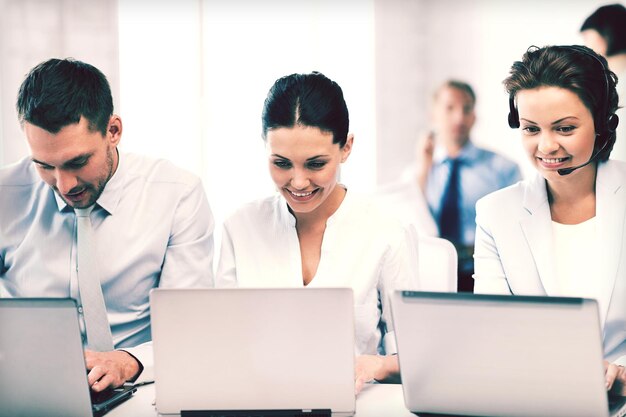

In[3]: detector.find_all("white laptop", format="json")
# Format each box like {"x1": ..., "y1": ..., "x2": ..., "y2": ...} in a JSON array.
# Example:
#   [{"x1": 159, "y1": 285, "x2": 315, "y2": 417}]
[
  {"x1": 0, "y1": 298, "x2": 136, "y2": 417},
  {"x1": 390, "y1": 291, "x2": 626, "y2": 417},
  {"x1": 150, "y1": 288, "x2": 356, "y2": 416}
]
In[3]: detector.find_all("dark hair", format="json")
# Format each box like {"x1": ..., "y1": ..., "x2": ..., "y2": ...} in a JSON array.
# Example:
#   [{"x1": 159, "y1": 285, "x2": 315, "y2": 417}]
[
  {"x1": 16, "y1": 58, "x2": 113, "y2": 135},
  {"x1": 434, "y1": 80, "x2": 476, "y2": 106},
  {"x1": 581, "y1": 4, "x2": 626, "y2": 56},
  {"x1": 504, "y1": 45, "x2": 619, "y2": 161},
  {"x1": 261, "y1": 72, "x2": 349, "y2": 148}
]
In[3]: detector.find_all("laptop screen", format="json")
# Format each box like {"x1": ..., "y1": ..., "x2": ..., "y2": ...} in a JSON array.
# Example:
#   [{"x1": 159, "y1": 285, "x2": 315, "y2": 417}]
[
  {"x1": 0, "y1": 298, "x2": 96, "y2": 417},
  {"x1": 0, "y1": 298, "x2": 136, "y2": 417},
  {"x1": 391, "y1": 291, "x2": 610, "y2": 417},
  {"x1": 150, "y1": 288, "x2": 356, "y2": 416}
]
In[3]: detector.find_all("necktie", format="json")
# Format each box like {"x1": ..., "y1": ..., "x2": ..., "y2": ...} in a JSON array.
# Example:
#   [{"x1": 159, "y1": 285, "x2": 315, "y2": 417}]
[
  {"x1": 438, "y1": 158, "x2": 461, "y2": 242},
  {"x1": 75, "y1": 206, "x2": 114, "y2": 351}
]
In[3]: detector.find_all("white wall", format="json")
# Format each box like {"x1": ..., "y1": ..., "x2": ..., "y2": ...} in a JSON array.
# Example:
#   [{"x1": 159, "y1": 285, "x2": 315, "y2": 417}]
[
  {"x1": 0, "y1": 0, "x2": 118, "y2": 166},
  {"x1": 117, "y1": 0, "x2": 204, "y2": 175},
  {"x1": 374, "y1": 0, "x2": 426, "y2": 184}
]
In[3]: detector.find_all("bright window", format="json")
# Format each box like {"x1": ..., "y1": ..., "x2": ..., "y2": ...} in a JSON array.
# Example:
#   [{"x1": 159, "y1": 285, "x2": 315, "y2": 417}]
[{"x1": 118, "y1": 0, "x2": 376, "y2": 235}]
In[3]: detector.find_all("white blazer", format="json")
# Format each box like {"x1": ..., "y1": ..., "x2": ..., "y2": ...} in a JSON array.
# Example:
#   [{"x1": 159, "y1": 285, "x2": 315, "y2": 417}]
[{"x1": 474, "y1": 159, "x2": 626, "y2": 365}]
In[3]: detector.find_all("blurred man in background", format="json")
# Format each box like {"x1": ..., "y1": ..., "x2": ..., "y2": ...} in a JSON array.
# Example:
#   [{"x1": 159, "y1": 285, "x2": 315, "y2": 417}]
[{"x1": 379, "y1": 80, "x2": 521, "y2": 292}]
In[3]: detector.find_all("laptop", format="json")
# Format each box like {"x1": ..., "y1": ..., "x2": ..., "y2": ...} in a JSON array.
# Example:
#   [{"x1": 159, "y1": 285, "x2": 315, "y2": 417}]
[
  {"x1": 0, "y1": 298, "x2": 136, "y2": 417},
  {"x1": 390, "y1": 291, "x2": 626, "y2": 417},
  {"x1": 150, "y1": 288, "x2": 356, "y2": 416}
]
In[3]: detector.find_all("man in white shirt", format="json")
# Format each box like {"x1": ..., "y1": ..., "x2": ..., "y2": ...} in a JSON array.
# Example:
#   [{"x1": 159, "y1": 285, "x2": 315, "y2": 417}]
[{"x1": 0, "y1": 58, "x2": 214, "y2": 390}]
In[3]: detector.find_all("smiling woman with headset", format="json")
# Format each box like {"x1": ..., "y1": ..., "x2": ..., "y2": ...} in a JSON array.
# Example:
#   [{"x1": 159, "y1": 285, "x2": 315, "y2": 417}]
[{"x1": 473, "y1": 45, "x2": 626, "y2": 394}]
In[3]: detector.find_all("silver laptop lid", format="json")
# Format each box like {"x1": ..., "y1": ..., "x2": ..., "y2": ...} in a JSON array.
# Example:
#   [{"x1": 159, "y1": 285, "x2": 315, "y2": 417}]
[
  {"x1": 0, "y1": 298, "x2": 93, "y2": 417},
  {"x1": 391, "y1": 291, "x2": 609, "y2": 417},
  {"x1": 150, "y1": 288, "x2": 356, "y2": 416}
]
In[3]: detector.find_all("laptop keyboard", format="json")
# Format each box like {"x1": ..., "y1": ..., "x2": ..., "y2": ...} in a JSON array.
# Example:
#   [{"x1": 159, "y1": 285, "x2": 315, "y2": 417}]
[
  {"x1": 609, "y1": 395, "x2": 626, "y2": 414},
  {"x1": 181, "y1": 409, "x2": 332, "y2": 417},
  {"x1": 90, "y1": 386, "x2": 134, "y2": 406}
]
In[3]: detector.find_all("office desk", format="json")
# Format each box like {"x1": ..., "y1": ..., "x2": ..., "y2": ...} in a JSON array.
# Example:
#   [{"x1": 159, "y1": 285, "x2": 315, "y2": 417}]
[{"x1": 108, "y1": 383, "x2": 415, "y2": 416}]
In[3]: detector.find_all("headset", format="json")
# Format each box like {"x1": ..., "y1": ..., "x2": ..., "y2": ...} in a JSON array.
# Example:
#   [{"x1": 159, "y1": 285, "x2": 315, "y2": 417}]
[{"x1": 507, "y1": 45, "x2": 619, "y2": 170}]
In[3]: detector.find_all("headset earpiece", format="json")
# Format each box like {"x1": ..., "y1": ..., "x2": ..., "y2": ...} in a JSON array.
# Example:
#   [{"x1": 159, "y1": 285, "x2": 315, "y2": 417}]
[
  {"x1": 607, "y1": 113, "x2": 619, "y2": 132},
  {"x1": 568, "y1": 45, "x2": 617, "y2": 147},
  {"x1": 508, "y1": 96, "x2": 520, "y2": 129}
]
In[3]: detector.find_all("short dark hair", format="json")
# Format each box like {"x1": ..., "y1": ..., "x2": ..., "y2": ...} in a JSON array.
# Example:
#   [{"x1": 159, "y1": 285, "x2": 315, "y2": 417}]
[
  {"x1": 16, "y1": 58, "x2": 113, "y2": 135},
  {"x1": 581, "y1": 4, "x2": 626, "y2": 56},
  {"x1": 503, "y1": 45, "x2": 619, "y2": 161},
  {"x1": 261, "y1": 72, "x2": 350, "y2": 148},
  {"x1": 434, "y1": 80, "x2": 476, "y2": 107}
]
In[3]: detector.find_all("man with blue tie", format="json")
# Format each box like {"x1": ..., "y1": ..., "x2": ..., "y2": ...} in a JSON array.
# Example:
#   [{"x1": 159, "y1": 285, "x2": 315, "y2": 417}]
[
  {"x1": 0, "y1": 59, "x2": 214, "y2": 390},
  {"x1": 416, "y1": 80, "x2": 521, "y2": 292}
]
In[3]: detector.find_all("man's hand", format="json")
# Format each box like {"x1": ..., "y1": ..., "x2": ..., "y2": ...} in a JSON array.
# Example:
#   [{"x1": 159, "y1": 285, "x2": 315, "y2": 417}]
[
  {"x1": 354, "y1": 354, "x2": 400, "y2": 395},
  {"x1": 416, "y1": 131, "x2": 435, "y2": 192},
  {"x1": 605, "y1": 360, "x2": 626, "y2": 395},
  {"x1": 85, "y1": 350, "x2": 140, "y2": 392}
]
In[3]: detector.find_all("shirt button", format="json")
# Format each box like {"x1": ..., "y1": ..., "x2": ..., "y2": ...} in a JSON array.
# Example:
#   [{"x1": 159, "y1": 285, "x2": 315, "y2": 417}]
[{"x1": 78, "y1": 306, "x2": 84, "y2": 314}]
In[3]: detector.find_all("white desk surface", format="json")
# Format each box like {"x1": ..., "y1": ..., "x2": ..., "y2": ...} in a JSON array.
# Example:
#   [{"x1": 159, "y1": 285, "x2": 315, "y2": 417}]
[{"x1": 108, "y1": 382, "x2": 415, "y2": 417}]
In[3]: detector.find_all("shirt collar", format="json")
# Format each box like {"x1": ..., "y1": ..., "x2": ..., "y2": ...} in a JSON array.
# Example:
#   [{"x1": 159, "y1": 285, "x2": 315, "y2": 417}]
[
  {"x1": 278, "y1": 193, "x2": 296, "y2": 227},
  {"x1": 433, "y1": 140, "x2": 479, "y2": 165},
  {"x1": 53, "y1": 149, "x2": 126, "y2": 215},
  {"x1": 53, "y1": 191, "x2": 68, "y2": 212}
]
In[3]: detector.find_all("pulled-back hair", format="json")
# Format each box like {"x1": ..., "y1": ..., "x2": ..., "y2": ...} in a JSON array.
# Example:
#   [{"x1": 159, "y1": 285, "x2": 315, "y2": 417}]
[
  {"x1": 261, "y1": 72, "x2": 349, "y2": 148},
  {"x1": 16, "y1": 58, "x2": 113, "y2": 135},
  {"x1": 504, "y1": 45, "x2": 619, "y2": 161}
]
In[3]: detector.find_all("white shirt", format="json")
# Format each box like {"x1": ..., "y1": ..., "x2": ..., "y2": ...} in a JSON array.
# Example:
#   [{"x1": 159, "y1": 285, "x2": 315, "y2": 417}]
[
  {"x1": 473, "y1": 160, "x2": 626, "y2": 364},
  {"x1": 0, "y1": 152, "x2": 215, "y2": 381},
  {"x1": 552, "y1": 217, "x2": 604, "y2": 322},
  {"x1": 216, "y1": 190, "x2": 417, "y2": 356}
]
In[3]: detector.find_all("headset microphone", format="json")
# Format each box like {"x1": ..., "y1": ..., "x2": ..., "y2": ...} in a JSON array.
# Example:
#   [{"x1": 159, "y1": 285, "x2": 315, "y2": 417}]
[{"x1": 556, "y1": 138, "x2": 611, "y2": 176}]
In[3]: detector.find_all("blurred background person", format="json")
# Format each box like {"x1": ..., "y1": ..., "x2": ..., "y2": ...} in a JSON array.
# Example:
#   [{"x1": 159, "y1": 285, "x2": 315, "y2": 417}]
[
  {"x1": 379, "y1": 80, "x2": 521, "y2": 292},
  {"x1": 581, "y1": 3, "x2": 626, "y2": 162}
]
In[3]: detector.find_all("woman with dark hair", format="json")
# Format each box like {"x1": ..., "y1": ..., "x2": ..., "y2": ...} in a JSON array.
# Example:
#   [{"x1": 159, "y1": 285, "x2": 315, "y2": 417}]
[
  {"x1": 581, "y1": 4, "x2": 626, "y2": 59},
  {"x1": 216, "y1": 72, "x2": 416, "y2": 392},
  {"x1": 581, "y1": 3, "x2": 626, "y2": 161},
  {"x1": 474, "y1": 45, "x2": 626, "y2": 394}
]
